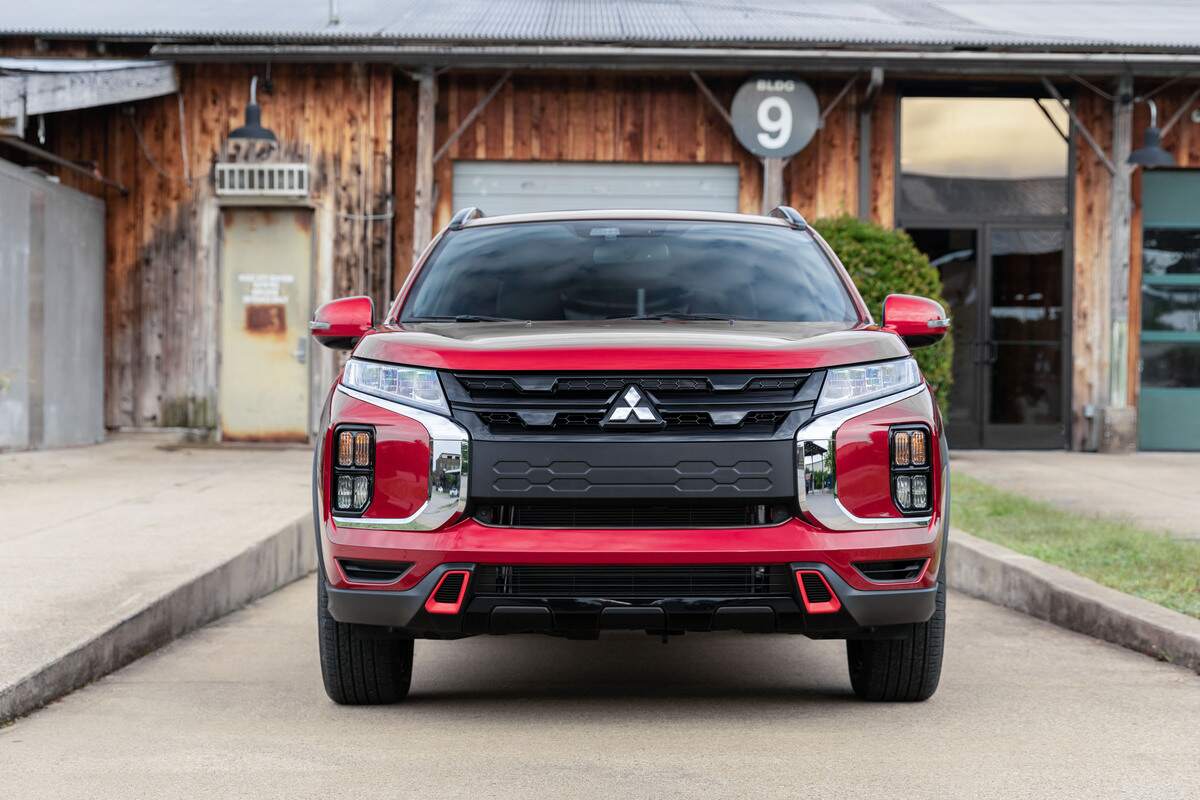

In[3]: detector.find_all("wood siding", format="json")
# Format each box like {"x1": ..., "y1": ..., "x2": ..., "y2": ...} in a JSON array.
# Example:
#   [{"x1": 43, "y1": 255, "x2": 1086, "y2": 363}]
[
  {"x1": 394, "y1": 72, "x2": 877, "y2": 286},
  {"x1": 40, "y1": 63, "x2": 393, "y2": 429}
]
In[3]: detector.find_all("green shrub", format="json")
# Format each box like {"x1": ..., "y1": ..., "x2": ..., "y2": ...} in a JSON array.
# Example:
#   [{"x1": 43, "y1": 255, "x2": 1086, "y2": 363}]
[{"x1": 812, "y1": 215, "x2": 953, "y2": 412}]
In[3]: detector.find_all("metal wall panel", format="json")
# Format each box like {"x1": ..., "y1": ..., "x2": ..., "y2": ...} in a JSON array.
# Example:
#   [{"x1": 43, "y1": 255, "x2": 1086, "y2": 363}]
[
  {"x1": 0, "y1": 157, "x2": 104, "y2": 450},
  {"x1": 0, "y1": 166, "x2": 32, "y2": 449},
  {"x1": 452, "y1": 162, "x2": 740, "y2": 216},
  {"x1": 40, "y1": 176, "x2": 105, "y2": 448}
]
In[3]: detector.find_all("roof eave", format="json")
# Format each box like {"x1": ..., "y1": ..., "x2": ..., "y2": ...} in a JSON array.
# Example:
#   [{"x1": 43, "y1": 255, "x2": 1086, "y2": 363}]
[{"x1": 148, "y1": 43, "x2": 1200, "y2": 76}]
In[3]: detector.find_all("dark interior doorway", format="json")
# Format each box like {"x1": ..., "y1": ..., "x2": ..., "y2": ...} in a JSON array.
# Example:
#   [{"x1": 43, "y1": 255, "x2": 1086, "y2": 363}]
[{"x1": 898, "y1": 93, "x2": 1072, "y2": 449}]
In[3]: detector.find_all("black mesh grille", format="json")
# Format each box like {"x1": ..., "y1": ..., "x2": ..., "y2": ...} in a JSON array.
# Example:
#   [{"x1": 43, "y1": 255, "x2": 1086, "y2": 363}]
[
  {"x1": 475, "y1": 502, "x2": 791, "y2": 528},
  {"x1": 447, "y1": 372, "x2": 813, "y2": 436},
  {"x1": 799, "y1": 572, "x2": 833, "y2": 603},
  {"x1": 337, "y1": 560, "x2": 412, "y2": 583},
  {"x1": 854, "y1": 559, "x2": 927, "y2": 582},
  {"x1": 474, "y1": 565, "x2": 792, "y2": 598},
  {"x1": 434, "y1": 572, "x2": 466, "y2": 603}
]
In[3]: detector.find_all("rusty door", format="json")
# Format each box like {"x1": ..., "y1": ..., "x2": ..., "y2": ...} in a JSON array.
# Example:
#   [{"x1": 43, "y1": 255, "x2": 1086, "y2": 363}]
[{"x1": 218, "y1": 207, "x2": 313, "y2": 442}]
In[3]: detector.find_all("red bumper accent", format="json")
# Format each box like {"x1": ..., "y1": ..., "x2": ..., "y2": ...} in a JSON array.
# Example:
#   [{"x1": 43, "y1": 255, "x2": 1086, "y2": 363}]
[
  {"x1": 321, "y1": 514, "x2": 944, "y2": 594},
  {"x1": 795, "y1": 570, "x2": 842, "y2": 614},
  {"x1": 424, "y1": 570, "x2": 471, "y2": 615}
]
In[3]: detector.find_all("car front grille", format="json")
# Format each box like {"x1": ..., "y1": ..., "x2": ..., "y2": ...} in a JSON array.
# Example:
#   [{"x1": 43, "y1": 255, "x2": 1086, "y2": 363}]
[
  {"x1": 473, "y1": 565, "x2": 793, "y2": 598},
  {"x1": 474, "y1": 501, "x2": 792, "y2": 528},
  {"x1": 446, "y1": 371, "x2": 815, "y2": 436}
]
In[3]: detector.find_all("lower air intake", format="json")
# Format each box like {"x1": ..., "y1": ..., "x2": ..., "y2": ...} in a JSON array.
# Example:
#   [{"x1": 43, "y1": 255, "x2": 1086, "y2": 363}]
[
  {"x1": 434, "y1": 572, "x2": 466, "y2": 603},
  {"x1": 337, "y1": 560, "x2": 412, "y2": 583},
  {"x1": 854, "y1": 559, "x2": 928, "y2": 583},
  {"x1": 473, "y1": 565, "x2": 791, "y2": 598},
  {"x1": 799, "y1": 572, "x2": 833, "y2": 603},
  {"x1": 474, "y1": 502, "x2": 791, "y2": 528}
]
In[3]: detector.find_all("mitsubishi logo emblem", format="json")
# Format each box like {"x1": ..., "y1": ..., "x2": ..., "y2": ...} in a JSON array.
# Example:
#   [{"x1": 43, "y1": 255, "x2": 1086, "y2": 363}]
[{"x1": 601, "y1": 385, "x2": 664, "y2": 428}]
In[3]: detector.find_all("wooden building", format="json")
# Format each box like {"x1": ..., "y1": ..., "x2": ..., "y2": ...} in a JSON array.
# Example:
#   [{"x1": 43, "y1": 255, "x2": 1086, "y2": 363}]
[{"x1": 2, "y1": 1, "x2": 1199, "y2": 451}]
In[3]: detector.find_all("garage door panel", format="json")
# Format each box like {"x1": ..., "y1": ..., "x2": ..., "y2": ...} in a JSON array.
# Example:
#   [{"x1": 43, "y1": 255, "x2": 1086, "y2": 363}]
[{"x1": 454, "y1": 161, "x2": 740, "y2": 215}]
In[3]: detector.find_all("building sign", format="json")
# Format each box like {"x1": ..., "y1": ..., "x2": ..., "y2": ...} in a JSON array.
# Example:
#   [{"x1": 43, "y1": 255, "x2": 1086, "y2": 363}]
[{"x1": 730, "y1": 76, "x2": 820, "y2": 158}]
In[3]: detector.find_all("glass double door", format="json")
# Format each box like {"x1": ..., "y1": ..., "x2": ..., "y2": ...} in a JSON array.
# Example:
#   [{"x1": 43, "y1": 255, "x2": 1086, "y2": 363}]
[{"x1": 908, "y1": 225, "x2": 1068, "y2": 449}]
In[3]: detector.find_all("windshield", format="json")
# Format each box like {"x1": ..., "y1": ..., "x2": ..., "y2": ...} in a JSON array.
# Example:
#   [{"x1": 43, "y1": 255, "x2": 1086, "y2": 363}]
[{"x1": 399, "y1": 220, "x2": 860, "y2": 323}]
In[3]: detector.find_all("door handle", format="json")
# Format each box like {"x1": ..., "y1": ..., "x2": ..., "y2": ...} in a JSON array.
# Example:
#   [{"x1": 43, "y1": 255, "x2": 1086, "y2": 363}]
[{"x1": 293, "y1": 336, "x2": 308, "y2": 365}]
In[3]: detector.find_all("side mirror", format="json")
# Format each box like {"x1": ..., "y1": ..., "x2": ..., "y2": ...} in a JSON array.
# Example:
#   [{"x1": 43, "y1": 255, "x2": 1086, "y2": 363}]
[
  {"x1": 310, "y1": 296, "x2": 374, "y2": 350},
  {"x1": 881, "y1": 294, "x2": 949, "y2": 349}
]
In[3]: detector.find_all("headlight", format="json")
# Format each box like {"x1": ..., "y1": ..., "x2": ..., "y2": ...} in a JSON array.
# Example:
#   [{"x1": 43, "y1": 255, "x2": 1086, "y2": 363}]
[
  {"x1": 342, "y1": 359, "x2": 449, "y2": 413},
  {"x1": 815, "y1": 357, "x2": 921, "y2": 414}
]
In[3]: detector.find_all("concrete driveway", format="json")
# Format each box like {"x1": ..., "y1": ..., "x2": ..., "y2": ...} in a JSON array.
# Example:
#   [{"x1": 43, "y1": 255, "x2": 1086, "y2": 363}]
[{"x1": 2, "y1": 576, "x2": 1197, "y2": 799}]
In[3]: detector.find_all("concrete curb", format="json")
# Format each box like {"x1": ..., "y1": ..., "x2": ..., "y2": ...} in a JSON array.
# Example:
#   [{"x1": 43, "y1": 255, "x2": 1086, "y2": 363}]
[
  {"x1": 947, "y1": 528, "x2": 1200, "y2": 674},
  {"x1": 0, "y1": 513, "x2": 315, "y2": 723}
]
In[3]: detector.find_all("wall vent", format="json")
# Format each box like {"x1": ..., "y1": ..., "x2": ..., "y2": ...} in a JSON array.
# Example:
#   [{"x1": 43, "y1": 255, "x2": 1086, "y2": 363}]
[{"x1": 214, "y1": 163, "x2": 309, "y2": 197}]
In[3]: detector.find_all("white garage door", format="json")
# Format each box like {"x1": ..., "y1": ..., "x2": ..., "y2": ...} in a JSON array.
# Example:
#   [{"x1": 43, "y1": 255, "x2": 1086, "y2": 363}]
[{"x1": 453, "y1": 161, "x2": 740, "y2": 216}]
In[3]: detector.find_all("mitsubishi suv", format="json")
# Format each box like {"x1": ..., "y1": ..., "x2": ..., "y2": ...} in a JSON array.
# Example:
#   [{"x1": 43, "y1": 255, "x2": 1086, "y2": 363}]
[{"x1": 310, "y1": 207, "x2": 950, "y2": 704}]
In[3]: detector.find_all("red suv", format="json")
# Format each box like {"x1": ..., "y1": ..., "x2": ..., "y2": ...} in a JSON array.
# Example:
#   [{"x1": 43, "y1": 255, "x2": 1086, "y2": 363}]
[{"x1": 311, "y1": 207, "x2": 950, "y2": 704}]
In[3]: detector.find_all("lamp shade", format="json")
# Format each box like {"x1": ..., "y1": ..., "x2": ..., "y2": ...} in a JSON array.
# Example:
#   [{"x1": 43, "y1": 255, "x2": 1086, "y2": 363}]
[
  {"x1": 229, "y1": 76, "x2": 277, "y2": 142},
  {"x1": 1128, "y1": 127, "x2": 1175, "y2": 167}
]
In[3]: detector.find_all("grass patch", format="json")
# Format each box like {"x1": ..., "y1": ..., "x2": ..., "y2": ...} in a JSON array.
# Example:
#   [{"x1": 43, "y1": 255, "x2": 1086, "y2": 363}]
[{"x1": 951, "y1": 473, "x2": 1200, "y2": 619}]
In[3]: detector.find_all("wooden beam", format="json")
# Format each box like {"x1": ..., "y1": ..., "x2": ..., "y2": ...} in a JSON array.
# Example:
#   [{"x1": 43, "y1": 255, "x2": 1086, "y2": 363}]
[
  {"x1": 0, "y1": 63, "x2": 178, "y2": 135},
  {"x1": 1161, "y1": 86, "x2": 1200, "y2": 136},
  {"x1": 0, "y1": 135, "x2": 128, "y2": 194},
  {"x1": 412, "y1": 67, "x2": 437, "y2": 262},
  {"x1": 689, "y1": 72, "x2": 733, "y2": 129},
  {"x1": 1042, "y1": 77, "x2": 1116, "y2": 175},
  {"x1": 433, "y1": 70, "x2": 510, "y2": 164}
]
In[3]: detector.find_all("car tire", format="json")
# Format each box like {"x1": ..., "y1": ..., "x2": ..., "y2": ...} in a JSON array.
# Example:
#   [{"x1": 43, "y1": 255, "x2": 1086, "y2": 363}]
[
  {"x1": 845, "y1": 571, "x2": 946, "y2": 702},
  {"x1": 317, "y1": 574, "x2": 414, "y2": 705}
]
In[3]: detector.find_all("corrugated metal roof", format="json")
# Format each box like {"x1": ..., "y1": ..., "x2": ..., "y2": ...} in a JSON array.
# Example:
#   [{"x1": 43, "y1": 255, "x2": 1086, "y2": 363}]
[{"x1": 2, "y1": 1, "x2": 1199, "y2": 52}]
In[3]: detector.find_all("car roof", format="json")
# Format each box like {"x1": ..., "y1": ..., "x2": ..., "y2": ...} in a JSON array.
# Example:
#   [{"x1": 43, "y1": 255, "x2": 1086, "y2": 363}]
[{"x1": 460, "y1": 209, "x2": 792, "y2": 228}]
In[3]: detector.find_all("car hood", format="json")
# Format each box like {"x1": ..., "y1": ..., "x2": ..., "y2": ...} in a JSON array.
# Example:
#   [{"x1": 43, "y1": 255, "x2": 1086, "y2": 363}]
[{"x1": 351, "y1": 320, "x2": 908, "y2": 372}]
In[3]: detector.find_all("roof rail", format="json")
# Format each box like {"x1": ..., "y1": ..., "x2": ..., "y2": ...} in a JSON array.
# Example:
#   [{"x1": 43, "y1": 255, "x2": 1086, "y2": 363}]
[
  {"x1": 768, "y1": 206, "x2": 808, "y2": 230},
  {"x1": 448, "y1": 207, "x2": 485, "y2": 230}
]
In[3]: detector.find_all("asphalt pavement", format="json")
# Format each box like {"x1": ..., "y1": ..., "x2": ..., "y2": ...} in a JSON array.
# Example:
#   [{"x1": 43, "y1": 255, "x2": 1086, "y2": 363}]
[{"x1": 2, "y1": 576, "x2": 1197, "y2": 800}]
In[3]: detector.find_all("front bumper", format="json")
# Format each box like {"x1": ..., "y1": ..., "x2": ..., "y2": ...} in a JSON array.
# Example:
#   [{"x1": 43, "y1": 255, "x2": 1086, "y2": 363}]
[
  {"x1": 326, "y1": 560, "x2": 938, "y2": 638},
  {"x1": 321, "y1": 516, "x2": 944, "y2": 638}
]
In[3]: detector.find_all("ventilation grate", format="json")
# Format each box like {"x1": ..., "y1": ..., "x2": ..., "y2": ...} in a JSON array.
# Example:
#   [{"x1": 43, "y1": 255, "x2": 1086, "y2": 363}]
[
  {"x1": 337, "y1": 560, "x2": 411, "y2": 583},
  {"x1": 434, "y1": 572, "x2": 466, "y2": 604},
  {"x1": 853, "y1": 559, "x2": 928, "y2": 583},
  {"x1": 475, "y1": 502, "x2": 790, "y2": 528},
  {"x1": 799, "y1": 572, "x2": 833, "y2": 603},
  {"x1": 214, "y1": 163, "x2": 309, "y2": 197},
  {"x1": 474, "y1": 565, "x2": 792, "y2": 598}
]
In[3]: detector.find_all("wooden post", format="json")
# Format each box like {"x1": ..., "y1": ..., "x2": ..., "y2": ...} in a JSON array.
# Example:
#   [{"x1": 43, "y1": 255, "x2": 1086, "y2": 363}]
[
  {"x1": 412, "y1": 67, "x2": 437, "y2": 262},
  {"x1": 761, "y1": 157, "x2": 784, "y2": 213},
  {"x1": 1101, "y1": 74, "x2": 1137, "y2": 451}
]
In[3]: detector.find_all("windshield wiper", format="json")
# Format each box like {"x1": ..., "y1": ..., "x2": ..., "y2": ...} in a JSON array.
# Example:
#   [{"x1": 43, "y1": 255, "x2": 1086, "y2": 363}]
[
  {"x1": 403, "y1": 314, "x2": 524, "y2": 323},
  {"x1": 606, "y1": 312, "x2": 736, "y2": 321}
]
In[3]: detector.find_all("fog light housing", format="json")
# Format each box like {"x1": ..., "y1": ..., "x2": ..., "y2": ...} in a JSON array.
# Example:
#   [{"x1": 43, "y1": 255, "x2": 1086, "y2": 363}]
[
  {"x1": 332, "y1": 426, "x2": 374, "y2": 514},
  {"x1": 889, "y1": 425, "x2": 932, "y2": 515}
]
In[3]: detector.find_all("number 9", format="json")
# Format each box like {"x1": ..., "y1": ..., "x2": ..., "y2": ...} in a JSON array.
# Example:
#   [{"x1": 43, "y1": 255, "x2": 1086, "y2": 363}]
[{"x1": 756, "y1": 96, "x2": 792, "y2": 150}]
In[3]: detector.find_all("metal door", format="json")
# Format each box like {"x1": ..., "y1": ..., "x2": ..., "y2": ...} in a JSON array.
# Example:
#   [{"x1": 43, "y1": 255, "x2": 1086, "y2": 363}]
[
  {"x1": 980, "y1": 224, "x2": 1068, "y2": 449},
  {"x1": 218, "y1": 207, "x2": 313, "y2": 442},
  {"x1": 908, "y1": 224, "x2": 1068, "y2": 449},
  {"x1": 1139, "y1": 170, "x2": 1200, "y2": 450}
]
